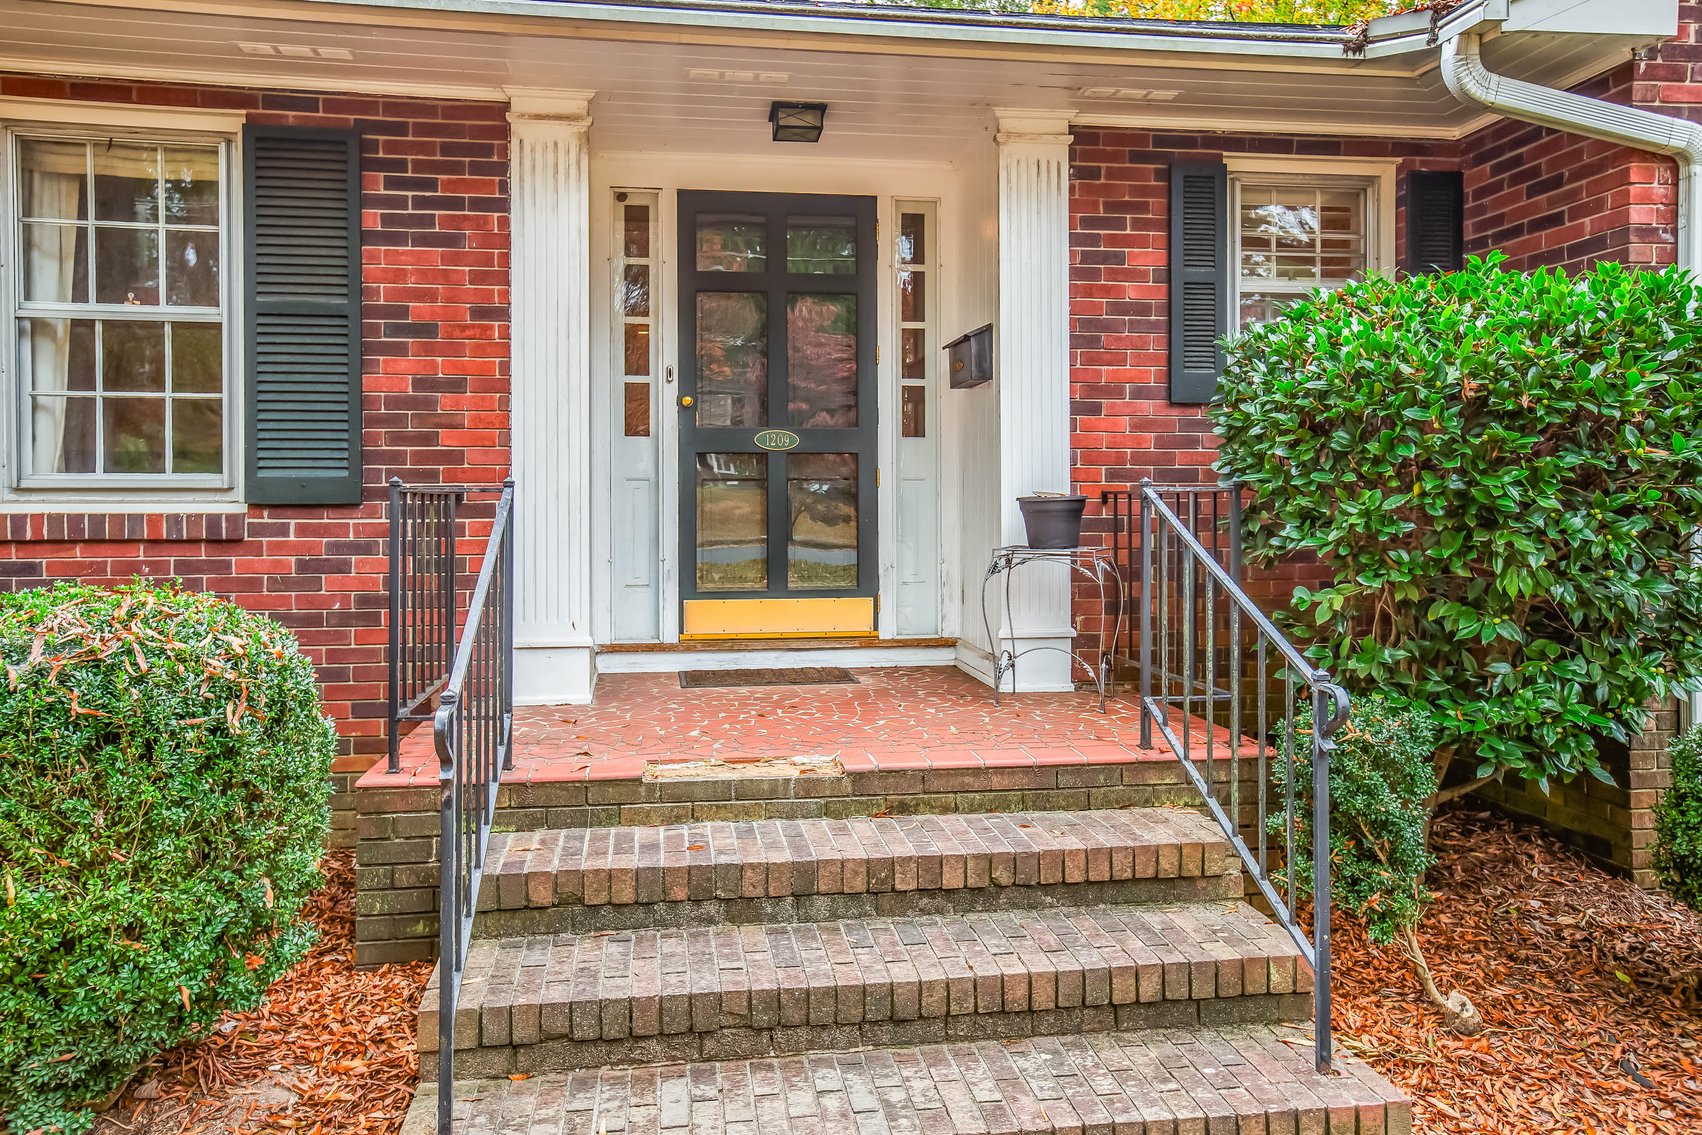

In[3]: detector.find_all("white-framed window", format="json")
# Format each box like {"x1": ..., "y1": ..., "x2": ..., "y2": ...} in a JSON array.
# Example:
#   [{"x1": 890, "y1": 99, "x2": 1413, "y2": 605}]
[
  {"x1": 1227, "y1": 157, "x2": 1394, "y2": 330},
  {"x1": 4, "y1": 126, "x2": 234, "y2": 491}
]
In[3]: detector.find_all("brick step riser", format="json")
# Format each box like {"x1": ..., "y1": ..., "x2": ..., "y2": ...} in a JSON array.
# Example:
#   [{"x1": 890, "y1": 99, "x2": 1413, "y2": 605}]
[
  {"x1": 473, "y1": 872, "x2": 1244, "y2": 937},
  {"x1": 423, "y1": 992, "x2": 1314, "y2": 1079}
]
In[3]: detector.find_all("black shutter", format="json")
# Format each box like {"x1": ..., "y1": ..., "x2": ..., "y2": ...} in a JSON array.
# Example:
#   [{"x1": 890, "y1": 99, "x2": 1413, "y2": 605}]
[
  {"x1": 1405, "y1": 169, "x2": 1464, "y2": 275},
  {"x1": 243, "y1": 125, "x2": 362, "y2": 505},
  {"x1": 1168, "y1": 161, "x2": 1228, "y2": 405}
]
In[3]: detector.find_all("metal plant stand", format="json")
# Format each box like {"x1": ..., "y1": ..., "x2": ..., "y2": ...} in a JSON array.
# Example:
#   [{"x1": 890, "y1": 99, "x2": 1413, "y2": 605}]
[{"x1": 980, "y1": 545, "x2": 1124, "y2": 712}]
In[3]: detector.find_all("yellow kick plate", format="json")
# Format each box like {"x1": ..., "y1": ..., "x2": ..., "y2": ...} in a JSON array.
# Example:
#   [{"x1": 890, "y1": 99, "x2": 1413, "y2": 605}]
[{"x1": 682, "y1": 598, "x2": 875, "y2": 640}]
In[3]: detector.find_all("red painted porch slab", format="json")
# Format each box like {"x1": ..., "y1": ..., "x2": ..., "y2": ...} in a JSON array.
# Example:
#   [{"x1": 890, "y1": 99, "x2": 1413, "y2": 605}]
[{"x1": 357, "y1": 666, "x2": 1260, "y2": 789}]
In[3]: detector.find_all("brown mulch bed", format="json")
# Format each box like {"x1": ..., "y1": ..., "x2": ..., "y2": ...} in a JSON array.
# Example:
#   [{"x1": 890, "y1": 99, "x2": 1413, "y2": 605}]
[
  {"x1": 1336, "y1": 807, "x2": 1702, "y2": 1134},
  {"x1": 92, "y1": 851, "x2": 432, "y2": 1135}
]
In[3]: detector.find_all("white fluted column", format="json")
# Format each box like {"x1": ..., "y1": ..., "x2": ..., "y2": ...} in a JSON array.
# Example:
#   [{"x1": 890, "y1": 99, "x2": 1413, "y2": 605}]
[
  {"x1": 995, "y1": 110, "x2": 1076, "y2": 692},
  {"x1": 508, "y1": 90, "x2": 596, "y2": 704}
]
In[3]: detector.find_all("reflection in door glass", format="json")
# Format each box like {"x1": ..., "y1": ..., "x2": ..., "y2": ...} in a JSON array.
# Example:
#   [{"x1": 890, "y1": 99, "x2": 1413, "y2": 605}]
[
  {"x1": 696, "y1": 292, "x2": 768, "y2": 428},
  {"x1": 697, "y1": 452, "x2": 768, "y2": 591},
  {"x1": 697, "y1": 214, "x2": 767, "y2": 272},
  {"x1": 787, "y1": 294, "x2": 857, "y2": 429},
  {"x1": 786, "y1": 217, "x2": 856, "y2": 274},
  {"x1": 788, "y1": 452, "x2": 857, "y2": 590}
]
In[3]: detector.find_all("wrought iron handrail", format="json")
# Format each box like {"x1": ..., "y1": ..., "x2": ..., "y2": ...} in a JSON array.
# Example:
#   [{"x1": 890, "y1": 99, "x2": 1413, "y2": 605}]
[
  {"x1": 1130, "y1": 479, "x2": 1348, "y2": 1073},
  {"x1": 430, "y1": 479, "x2": 514, "y2": 1133},
  {"x1": 387, "y1": 480, "x2": 466, "y2": 773},
  {"x1": 1100, "y1": 483, "x2": 1241, "y2": 684}
]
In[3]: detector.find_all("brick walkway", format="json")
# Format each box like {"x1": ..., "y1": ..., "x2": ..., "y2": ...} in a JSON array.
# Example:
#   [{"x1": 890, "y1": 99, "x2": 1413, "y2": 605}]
[{"x1": 366, "y1": 665, "x2": 1254, "y2": 788}]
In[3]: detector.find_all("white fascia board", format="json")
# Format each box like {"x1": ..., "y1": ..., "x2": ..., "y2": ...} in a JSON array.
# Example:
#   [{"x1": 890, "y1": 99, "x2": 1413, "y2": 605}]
[
  {"x1": 1502, "y1": 0, "x2": 1677, "y2": 38},
  {"x1": 301, "y1": 0, "x2": 1423, "y2": 63}
]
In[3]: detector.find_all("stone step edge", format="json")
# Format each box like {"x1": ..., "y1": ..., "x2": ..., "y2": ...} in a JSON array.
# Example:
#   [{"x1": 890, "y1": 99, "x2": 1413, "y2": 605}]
[
  {"x1": 481, "y1": 807, "x2": 1233, "y2": 913},
  {"x1": 420, "y1": 902, "x2": 1312, "y2": 1055},
  {"x1": 400, "y1": 1025, "x2": 1411, "y2": 1135}
]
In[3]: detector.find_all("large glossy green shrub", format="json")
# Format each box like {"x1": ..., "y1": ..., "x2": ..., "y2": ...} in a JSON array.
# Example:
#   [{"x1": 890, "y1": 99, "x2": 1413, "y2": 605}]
[
  {"x1": 1212, "y1": 254, "x2": 1702, "y2": 794},
  {"x1": 1654, "y1": 724, "x2": 1702, "y2": 911},
  {"x1": 0, "y1": 582, "x2": 334, "y2": 1133}
]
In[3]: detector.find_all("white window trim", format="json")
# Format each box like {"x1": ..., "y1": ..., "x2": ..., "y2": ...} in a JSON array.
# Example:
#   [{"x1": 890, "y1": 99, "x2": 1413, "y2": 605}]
[
  {"x1": 0, "y1": 108, "x2": 244, "y2": 511},
  {"x1": 1224, "y1": 153, "x2": 1396, "y2": 330}
]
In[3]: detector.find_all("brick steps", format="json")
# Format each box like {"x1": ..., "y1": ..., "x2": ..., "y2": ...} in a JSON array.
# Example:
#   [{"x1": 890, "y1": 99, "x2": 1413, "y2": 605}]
[
  {"x1": 403, "y1": 1024, "x2": 1411, "y2": 1135},
  {"x1": 475, "y1": 808, "x2": 1239, "y2": 935},
  {"x1": 419, "y1": 903, "x2": 1309, "y2": 1077}
]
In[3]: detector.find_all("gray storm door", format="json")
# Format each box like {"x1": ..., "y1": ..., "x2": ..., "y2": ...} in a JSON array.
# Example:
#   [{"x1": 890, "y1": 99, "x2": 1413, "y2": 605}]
[{"x1": 677, "y1": 191, "x2": 878, "y2": 638}]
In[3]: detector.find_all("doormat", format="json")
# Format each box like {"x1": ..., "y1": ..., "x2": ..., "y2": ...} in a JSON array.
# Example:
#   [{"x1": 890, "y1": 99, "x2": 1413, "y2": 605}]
[{"x1": 679, "y1": 666, "x2": 858, "y2": 689}]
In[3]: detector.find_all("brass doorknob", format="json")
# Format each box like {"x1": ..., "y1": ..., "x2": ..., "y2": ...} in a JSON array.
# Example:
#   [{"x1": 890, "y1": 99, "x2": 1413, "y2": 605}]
[{"x1": 679, "y1": 395, "x2": 695, "y2": 408}]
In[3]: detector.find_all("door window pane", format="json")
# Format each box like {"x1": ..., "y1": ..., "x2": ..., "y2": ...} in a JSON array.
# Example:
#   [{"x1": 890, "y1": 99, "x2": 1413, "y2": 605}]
[
  {"x1": 787, "y1": 294, "x2": 857, "y2": 429},
  {"x1": 696, "y1": 292, "x2": 768, "y2": 427},
  {"x1": 786, "y1": 217, "x2": 856, "y2": 274},
  {"x1": 899, "y1": 212, "x2": 926, "y2": 265},
  {"x1": 788, "y1": 453, "x2": 857, "y2": 590},
  {"x1": 901, "y1": 327, "x2": 926, "y2": 382},
  {"x1": 624, "y1": 323, "x2": 651, "y2": 378},
  {"x1": 622, "y1": 264, "x2": 651, "y2": 318},
  {"x1": 697, "y1": 453, "x2": 768, "y2": 592},
  {"x1": 697, "y1": 214, "x2": 767, "y2": 272},
  {"x1": 624, "y1": 203, "x2": 651, "y2": 258}
]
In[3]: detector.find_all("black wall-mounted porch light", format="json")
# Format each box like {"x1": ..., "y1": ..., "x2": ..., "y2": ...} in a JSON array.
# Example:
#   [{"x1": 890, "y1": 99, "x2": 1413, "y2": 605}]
[{"x1": 769, "y1": 101, "x2": 828, "y2": 143}]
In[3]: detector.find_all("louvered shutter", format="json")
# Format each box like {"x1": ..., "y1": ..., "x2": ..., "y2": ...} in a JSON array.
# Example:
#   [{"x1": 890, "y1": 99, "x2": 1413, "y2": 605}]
[
  {"x1": 1405, "y1": 170, "x2": 1464, "y2": 275},
  {"x1": 243, "y1": 125, "x2": 362, "y2": 505},
  {"x1": 1168, "y1": 161, "x2": 1228, "y2": 404}
]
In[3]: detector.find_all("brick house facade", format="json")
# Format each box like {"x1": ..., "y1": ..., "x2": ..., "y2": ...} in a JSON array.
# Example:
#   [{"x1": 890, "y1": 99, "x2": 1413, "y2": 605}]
[
  {"x1": 0, "y1": 74, "x2": 510, "y2": 844},
  {"x1": 0, "y1": 0, "x2": 1690, "y2": 884}
]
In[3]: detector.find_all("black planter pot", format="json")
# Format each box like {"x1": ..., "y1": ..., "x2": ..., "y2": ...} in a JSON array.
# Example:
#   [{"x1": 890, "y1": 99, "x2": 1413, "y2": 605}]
[{"x1": 1018, "y1": 495, "x2": 1088, "y2": 549}]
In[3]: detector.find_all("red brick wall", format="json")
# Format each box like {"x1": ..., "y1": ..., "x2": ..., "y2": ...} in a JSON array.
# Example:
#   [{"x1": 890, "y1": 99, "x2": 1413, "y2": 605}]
[
  {"x1": 1461, "y1": 65, "x2": 1676, "y2": 270},
  {"x1": 1066, "y1": 130, "x2": 1459, "y2": 644},
  {"x1": 0, "y1": 75, "x2": 512, "y2": 843}
]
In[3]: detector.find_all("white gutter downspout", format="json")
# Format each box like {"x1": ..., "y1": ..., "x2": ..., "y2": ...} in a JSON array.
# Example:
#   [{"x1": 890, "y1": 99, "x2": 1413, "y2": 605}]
[
  {"x1": 1441, "y1": 31, "x2": 1702, "y2": 270},
  {"x1": 1441, "y1": 29, "x2": 1702, "y2": 727}
]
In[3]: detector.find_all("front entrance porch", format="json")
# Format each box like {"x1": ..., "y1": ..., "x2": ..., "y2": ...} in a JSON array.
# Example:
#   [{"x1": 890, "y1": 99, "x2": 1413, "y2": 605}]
[{"x1": 370, "y1": 665, "x2": 1241, "y2": 788}]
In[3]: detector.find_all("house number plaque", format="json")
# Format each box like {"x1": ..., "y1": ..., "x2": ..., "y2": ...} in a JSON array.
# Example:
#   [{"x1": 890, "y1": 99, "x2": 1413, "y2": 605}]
[{"x1": 754, "y1": 429, "x2": 801, "y2": 452}]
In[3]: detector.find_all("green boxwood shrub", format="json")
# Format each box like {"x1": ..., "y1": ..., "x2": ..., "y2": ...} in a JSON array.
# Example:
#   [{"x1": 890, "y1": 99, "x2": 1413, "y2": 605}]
[
  {"x1": 1273, "y1": 695, "x2": 1440, "y2": 945},
  {"x1": 0, "y1": 581, "x2": 334, "y2": 1134},
  {"x1": 1212, "y1": 254, "x2": 1702, "y2": 793},
  {"x1": 1654, "y1": 724, "x2": 1702, "y2": 911},
  {"x1": 1274, "y1": 695, "x2": 1481, "y2": 1031}
]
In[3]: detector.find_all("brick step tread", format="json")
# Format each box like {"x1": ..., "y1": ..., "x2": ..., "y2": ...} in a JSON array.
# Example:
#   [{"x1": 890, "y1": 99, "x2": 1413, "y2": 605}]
[
  {"x1": 403, "y1": 1025, "x2": 1410, "y2": 1135},
  {"x1": 421, "y1": 903, "x2": 1308, "y2": 1054},
  {"x1": 482, "y1": 808, "x2": 1231, "y2": 913}
]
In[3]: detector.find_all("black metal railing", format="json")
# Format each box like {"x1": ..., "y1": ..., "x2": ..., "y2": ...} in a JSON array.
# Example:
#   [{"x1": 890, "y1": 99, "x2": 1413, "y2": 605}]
[
  {"x1": 1100, "y1": 484, "x2": 1241, "y2": 683},
  {"x1": 1132, "y1": 479, "x2": 1348, "y2": 1072},
  {"x1": 387, "y1": 480, "x2": 465, "y2": 773},
  {"x1": 431, "y1": 478, "x2": 514, "y2": 1133}
]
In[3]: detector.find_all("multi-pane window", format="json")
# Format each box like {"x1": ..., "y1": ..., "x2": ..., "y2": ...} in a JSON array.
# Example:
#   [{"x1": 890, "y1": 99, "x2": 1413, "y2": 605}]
[
  {"x1": 1232, "y1": 178, "x2": 1370, "y2": 327},
  {"x1": 10, "y1": 132, "x2": 227, "y2": 483}
]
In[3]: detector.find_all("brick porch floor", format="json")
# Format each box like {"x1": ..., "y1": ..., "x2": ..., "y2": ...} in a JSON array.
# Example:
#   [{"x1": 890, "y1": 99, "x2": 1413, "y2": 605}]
[{"x1": 359, "y1": 665, "x2": 1254, "y2": 790}]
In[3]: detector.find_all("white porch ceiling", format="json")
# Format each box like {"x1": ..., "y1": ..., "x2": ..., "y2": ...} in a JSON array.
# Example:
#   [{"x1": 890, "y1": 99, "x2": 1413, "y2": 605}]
[{"x1": 0, "y1": 0, "x2": 1670, "y2": 161}]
